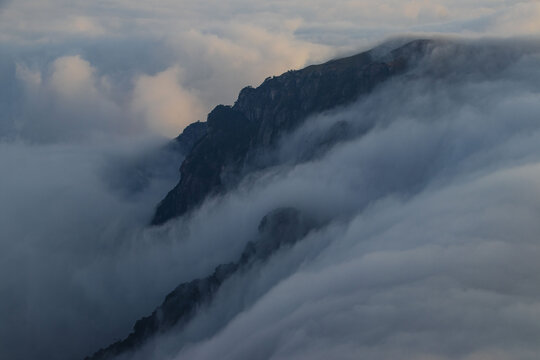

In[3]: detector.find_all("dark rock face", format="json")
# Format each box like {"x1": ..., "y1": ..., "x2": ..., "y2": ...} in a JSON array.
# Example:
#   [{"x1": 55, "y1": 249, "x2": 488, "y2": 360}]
[
  {"x1": 151, "y1": 106, "x2": 255, "y2": 225},
  {"x1": 87, "y1": 39, "x2": 438, "y2": 360},
  {"x1": 87, "y1": 207, "x2": 318, "y2": 360},
  {"x1": 234, "y1": 50, "x2": 388, "y2": 148},
  {"x1": 151, "y1": 39, "x2": 435, "y2": 226},
  {"x1": 171, "y1": 120, "x2": 208, "y2": 155}
]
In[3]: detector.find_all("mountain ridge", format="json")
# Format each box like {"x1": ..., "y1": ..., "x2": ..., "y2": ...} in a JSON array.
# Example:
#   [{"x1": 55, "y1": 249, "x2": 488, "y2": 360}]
[
  {"x1": 151, "y1": 38, "x2": 435, "y2": 226},
  {"x1": 86, "y1": 38, "x2": 438, "y2": 360},
  {"x1": 86, "y1": 208, "x2": 319, "y2": 360}
]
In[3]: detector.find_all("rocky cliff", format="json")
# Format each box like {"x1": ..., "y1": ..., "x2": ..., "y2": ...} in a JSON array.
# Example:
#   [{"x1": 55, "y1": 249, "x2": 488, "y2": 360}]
[
  {"x1": 87, "y1": 208, "x2": 319, "y2": 360},
  {"x1": 171, "y1": 120, "x2": 208, "y2": 155},
  {"x1": 150, "y1": 39, "x2": 434, "y2": 226},
  {"x1": 86, "y1": 38, "x2": 438, "y2": 360}
]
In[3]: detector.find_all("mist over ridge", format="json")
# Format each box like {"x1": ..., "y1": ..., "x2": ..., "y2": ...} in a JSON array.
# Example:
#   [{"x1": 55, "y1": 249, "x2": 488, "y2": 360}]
[
  {"x1": 85, "y1": 38, "x2": 540, "y2": 359},
  {"x1": 2, "y1": 5, "x2": 540, "y2": 356}
]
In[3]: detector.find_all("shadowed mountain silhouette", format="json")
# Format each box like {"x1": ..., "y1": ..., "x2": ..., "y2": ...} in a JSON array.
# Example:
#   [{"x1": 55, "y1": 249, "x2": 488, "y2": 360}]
[
  {"x1": 86, "y1": 207, "x2": 319, "y2": 360},
  {"x1": 150, "y1": 39, "x2": 434, "y2": 226}
]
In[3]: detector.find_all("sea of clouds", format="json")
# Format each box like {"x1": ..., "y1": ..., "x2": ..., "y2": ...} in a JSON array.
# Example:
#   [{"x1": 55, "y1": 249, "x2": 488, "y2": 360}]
[
  {"x1": 118, "y1": 40, "x2": 540, "y2": 360},
  {"x1": 1, "y1": 1, "x2": 540, "y2": 360}
]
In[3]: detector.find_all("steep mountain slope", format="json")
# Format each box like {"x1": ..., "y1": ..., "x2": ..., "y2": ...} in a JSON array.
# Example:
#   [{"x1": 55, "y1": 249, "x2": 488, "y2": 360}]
[
  {"x1": 150, "y1": 39, "x2": 434, "y2": 225},
  {"x1": 86, "y1": 39, "x2": 438, "y2": 359},
  {"x1": 82, "y1": 38, "x2": 540, "y2": 360},
  {"x1": 87, "y1": 208, "x2": 319, "y2": 360}
]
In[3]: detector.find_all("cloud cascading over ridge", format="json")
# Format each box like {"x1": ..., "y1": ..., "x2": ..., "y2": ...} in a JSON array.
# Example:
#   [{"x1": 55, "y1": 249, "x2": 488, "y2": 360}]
[
  {"x1": 1, "y1": 1, "x2": 540, "y2": 360},
  {"x1": 124, "y1": 40, "x2": 540, "y2": 360}
]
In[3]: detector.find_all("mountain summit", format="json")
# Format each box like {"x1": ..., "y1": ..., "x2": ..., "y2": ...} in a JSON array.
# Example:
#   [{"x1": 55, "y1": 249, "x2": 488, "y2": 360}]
[
  {"x1": 150, "y1": 39, "x2": 434, "y2": 226},
  {"x1": 86, "y1": 39, "x2": 438, "y2": 359}
]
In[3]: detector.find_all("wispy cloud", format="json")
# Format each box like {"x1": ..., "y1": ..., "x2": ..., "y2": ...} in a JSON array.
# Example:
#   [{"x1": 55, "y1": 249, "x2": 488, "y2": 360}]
[{"x1": 1, "y1": 2, "x2": 540, "y2": 360}]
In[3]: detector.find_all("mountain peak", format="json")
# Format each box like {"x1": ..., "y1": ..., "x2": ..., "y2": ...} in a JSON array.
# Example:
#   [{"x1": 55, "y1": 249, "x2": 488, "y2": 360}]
[{"x1": 151, "y1": 39, "x2": 435, "y2": 226}]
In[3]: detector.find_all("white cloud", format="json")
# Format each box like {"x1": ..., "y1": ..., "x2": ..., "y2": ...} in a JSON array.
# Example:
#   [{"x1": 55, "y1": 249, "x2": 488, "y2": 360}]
[
  {"x1": 10, "y1": 55, "x2": 149, "y2": 142},
  {"x1": 3, "y1": 0, "x2": 538, "y2": 143},
  {"x1": 70, "y1": 16, "x2": 105, "y2": 36},
  {"x1": 15, "y1": 62, "x2": 41, "y2": 89},
  {"x1": 2, "y1": 1, "x2": 540, "y2": 360},
  {"x1": 132, "y1": 66, "x2": 205, "y2": 136},
  {"x1": 112, "y1": 41, "x2": 540, "y2": 360},
  {"x1": 489, "y1": 2, "x2": 540, "y2": 36},
  {"x1": 50, "y1": 55, "x2": 97, "y2": 98}
]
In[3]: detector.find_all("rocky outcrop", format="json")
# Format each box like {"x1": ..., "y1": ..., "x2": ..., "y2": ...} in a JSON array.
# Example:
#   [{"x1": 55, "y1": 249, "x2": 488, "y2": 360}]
[
  {"x1": 151, "y1": 106, "x2": 255, "y2": 225},
  {"x1": 150, "y1": 39, "x2": 435, "y2": 226},
  {"x1": 171, "y1": 120, "x2": 207, "y2": 155},
  {"x1": 87, "y1": 39, "x2": 438, "y2": 360},
  {"x1": 87, "y1": 207, "x2": 318, "y2": 360},
  {"x1": 233, "y1": 39, "x2": 430, "y2": 148}
]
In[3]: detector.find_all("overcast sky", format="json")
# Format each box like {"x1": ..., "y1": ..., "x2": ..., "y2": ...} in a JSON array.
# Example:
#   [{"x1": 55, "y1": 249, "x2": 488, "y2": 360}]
[{"x1": 1, "y1": 0, "x2": 540, "y2": 137}]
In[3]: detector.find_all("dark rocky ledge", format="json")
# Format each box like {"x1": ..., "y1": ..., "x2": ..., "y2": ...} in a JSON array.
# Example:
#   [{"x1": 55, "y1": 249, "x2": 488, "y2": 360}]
[
  {"x1": 150, "y1": 39, "x2": 435, "y2": 226},
  {"x1": 86, "y1": 207, "x2": 319, "y2": 360}
]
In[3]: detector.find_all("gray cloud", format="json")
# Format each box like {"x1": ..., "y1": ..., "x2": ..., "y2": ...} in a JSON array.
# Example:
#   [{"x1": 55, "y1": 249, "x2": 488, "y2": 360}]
[
  {"x1": 3, "y1": 1, "x2": 540, "y2": 47},
  {"x1": 1, "y1": 2, "x2": 540, "y2": 360},
  {"x1": 104, "y1": 40, "x2": 540, "y2": 360},
  {"x1": 2, "y1": 1, "x2": 540, "y2": 142},
  {"x1": 2, "y1": 1, "x2": 539, "y2": 147},
  {"x1": 0, "y1": 136, "x2": 271, "y2": 359}
]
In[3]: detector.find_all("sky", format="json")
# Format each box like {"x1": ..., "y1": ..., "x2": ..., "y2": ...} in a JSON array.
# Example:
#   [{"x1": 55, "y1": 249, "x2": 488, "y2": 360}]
[
  {"x1": 1, "y1": 2, "x2": 540, "y2": 360},
  {"x1": 1, "y1": 0, "x2": 540, "y2": 137}
]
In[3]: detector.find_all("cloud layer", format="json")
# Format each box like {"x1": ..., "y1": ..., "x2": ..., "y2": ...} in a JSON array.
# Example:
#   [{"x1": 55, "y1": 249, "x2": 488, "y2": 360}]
[
  {"x1": 109, "y1": 40, "x2": 540, "y2": 360},
  {"x1": 2, "y1": 1, "x2": 539, "y2": 141},
  {"x1": 1, "y1": 2, "x2": 540, "y2": 360}
]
